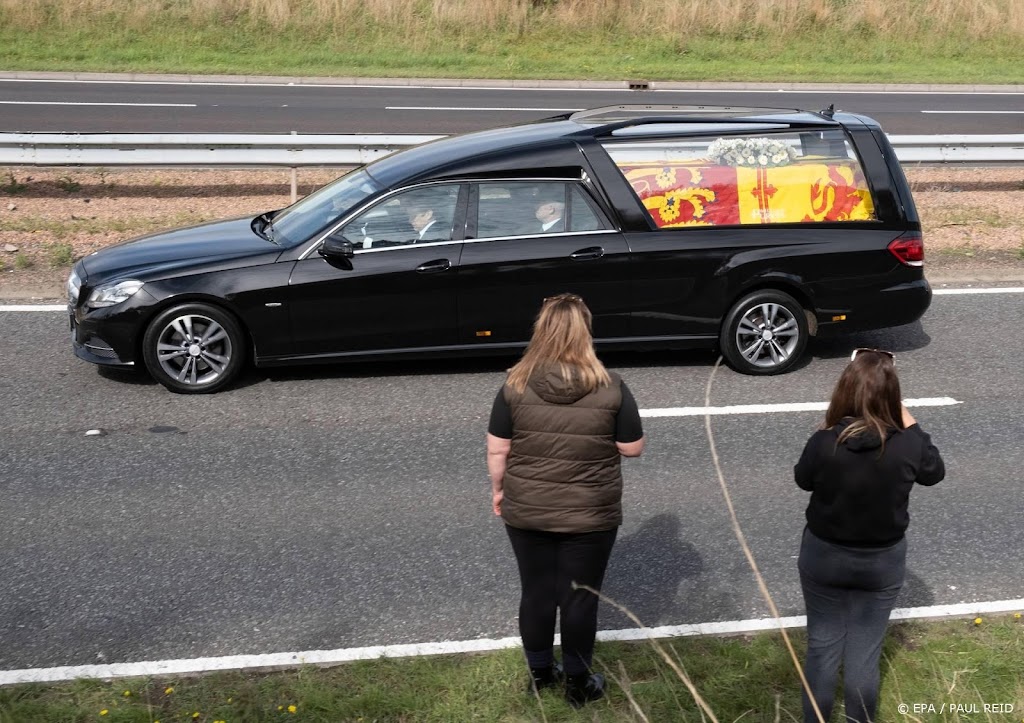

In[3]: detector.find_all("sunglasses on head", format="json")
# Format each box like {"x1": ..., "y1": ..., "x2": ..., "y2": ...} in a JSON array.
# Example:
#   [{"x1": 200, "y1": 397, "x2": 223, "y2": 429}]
[
  {"x1": 850, "y1": 347, "x2": 895, "y2": 364},
  {"x1": 543, "y1": 293, "x2": 583, "y2": 304}
]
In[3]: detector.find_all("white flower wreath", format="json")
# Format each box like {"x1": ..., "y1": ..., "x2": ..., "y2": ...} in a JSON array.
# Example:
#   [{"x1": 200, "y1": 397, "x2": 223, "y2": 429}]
[{"x1": 707, "y1": 137, "x2": 798, "y2": 168}]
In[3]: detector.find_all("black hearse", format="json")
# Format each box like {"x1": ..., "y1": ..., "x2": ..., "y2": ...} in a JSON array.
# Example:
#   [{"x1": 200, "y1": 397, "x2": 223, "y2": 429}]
[{"x1": 68, "y1": 105, "x2": 929, "y2": 393}]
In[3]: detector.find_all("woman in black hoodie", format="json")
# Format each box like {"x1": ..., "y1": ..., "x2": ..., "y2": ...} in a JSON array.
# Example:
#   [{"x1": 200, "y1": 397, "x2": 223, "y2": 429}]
[{"x1": 794, "y1": 348, "x2": 945, "y2": 723}]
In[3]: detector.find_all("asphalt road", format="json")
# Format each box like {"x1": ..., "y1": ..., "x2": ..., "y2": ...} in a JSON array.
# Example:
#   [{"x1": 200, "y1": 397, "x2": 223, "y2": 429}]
[
  {"x1": 0, "y1": 289, "x2": 1021, "y2": 671},
  {"x1": 1, "y1": 78, "x2": 1022, "y2": 134}
]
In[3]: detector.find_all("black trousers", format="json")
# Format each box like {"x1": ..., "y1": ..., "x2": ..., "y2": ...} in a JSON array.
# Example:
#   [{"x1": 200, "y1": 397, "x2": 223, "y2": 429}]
[
  {"x1": 505, "y1": 524, "x2": 618, "y2": 676},
  {"x1": 798, "y1": 527, "x2": 907, "y2": 723}
]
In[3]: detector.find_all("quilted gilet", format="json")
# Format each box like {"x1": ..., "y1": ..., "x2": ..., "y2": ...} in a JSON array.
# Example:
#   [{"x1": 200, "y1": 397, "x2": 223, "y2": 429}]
[{"x1": 501, "y1": 365, "x2": 624, "y2": 533}]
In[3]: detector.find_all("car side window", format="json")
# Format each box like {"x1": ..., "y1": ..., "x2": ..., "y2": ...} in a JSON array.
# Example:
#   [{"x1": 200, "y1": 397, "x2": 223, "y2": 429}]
[
  {"x1": 339, "y1": 185, "x2": 460, "y2": 249},
  {"x1": 473, "y1": 181, "x2": 610, "y2": 239},
  {"x1": 601, "y1": 129, "x2": 877, "y2": 228},
  {"x1": 569, "y1": 186, "x2": 603, "y2": 232}
]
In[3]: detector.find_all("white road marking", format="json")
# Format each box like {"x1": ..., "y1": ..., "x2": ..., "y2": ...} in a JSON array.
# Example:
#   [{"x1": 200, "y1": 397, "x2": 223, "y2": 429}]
[
  {"x1": 0, "y1": 100, "x2": 195, "y2": 107},
  {"x1": 1, "y1": 598, "x2": 1020, "y2": 685},
  {"x1": 2, "y1": 288, "x2": 1022, "y2": 314},
  {"x1": 387, "y1": 106, "x2": 583, "y2": 111},
  {"x1": 1, "y1": 79, "x2": 1023, "y2": 94},
  {"x1": 932, "y1": 287, "x2": 1024, "y2": 295},
  {"x1": 641, "y1": 397, "x2": 960, "y2": 418},
  {"x1": 0, "y1": 305, "x2": 66, "y2": 311}
]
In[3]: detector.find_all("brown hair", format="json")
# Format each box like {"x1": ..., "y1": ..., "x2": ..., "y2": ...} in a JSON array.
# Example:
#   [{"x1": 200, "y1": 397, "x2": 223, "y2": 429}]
[
  {"x1": 825, "y1": 351, "x2": 904, "y2": 448},
  {"x1": 506, "y1": 293, "x2": 611, "y2": 394}
]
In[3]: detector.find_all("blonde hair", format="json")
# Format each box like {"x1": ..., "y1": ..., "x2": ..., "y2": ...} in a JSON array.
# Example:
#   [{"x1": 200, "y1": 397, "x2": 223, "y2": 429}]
[{"x1": 506, "y1": 293, "x2": 611, "y2": 394}]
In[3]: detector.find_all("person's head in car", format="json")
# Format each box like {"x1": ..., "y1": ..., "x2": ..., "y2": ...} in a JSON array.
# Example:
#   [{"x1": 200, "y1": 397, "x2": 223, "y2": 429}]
[
  {"x1": 404, "y1": 195, "x2": 448, "y2": 241},
  {"x1": 534, "y1": 195, "x2": 565, "y2": 233}
]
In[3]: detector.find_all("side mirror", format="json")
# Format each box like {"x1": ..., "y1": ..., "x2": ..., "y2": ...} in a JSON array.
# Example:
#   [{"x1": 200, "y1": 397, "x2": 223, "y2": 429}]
[
  {"x1": 318, "y1": 235, "x2": 354, "y2": 270},
  {"x1": 320, "y1": 236, "x2": 354, "y2": 259}
]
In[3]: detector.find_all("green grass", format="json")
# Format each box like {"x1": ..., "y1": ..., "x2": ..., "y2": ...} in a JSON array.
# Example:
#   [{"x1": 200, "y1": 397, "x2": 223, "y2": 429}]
[
  {"x1": 928, "y1": 208, "x2": 1024, "y2": 228},
  {"x1": 44, "y1": 241, "x2": 75, "y2": 267},
  {"x1": 0, "y1": 22, "x2": 1021, "y2": 84},
  {"x1": 55, "y1": 176, "x2": 82, "y2": 194},
  {"x1": 1, "y1": 172, "x2": 28, "y2": 195},
  {"x1": 1, "y1": 617, "x2": 1021, "y2": 722}
]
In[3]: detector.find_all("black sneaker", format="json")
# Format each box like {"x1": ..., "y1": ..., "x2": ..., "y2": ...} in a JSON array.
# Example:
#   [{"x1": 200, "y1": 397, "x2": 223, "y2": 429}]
[
  {"x1": 565, "y1": 672, "x2": 605, "y2": 708},
  {"x1": 526, "y1": 662, "x2": 564, "y2": 694}
]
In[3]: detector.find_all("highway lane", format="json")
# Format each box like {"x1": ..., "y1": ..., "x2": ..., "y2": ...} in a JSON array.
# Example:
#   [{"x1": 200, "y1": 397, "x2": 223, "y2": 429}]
[
  {"x1": 1, "y1": 78, "x2": 1022, "y2": 134},
  {"x1": 0, "y1": 290, "x2": 1022, "y2": 670}
]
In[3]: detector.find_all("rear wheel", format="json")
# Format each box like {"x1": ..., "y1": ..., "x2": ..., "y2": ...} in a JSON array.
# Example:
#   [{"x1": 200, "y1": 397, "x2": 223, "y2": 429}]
[
  {"x1": 719, "y1": 290, "x2": 808, "y2": 375},
  {"x1": 142, "y1": 302, "x2": 246, "y2": 393}
]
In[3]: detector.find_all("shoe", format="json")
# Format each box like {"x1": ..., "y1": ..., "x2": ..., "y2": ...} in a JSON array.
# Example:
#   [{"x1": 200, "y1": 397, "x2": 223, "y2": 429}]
[
  {"x1": 565, "y1": 672, "x2": 605, "y2": 708},
  {"x1": 526, "y1": 662, "x2": 564, "y2": 694}
]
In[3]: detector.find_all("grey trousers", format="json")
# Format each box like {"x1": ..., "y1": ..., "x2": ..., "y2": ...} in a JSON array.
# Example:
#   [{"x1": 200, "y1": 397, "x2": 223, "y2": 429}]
[{"x1": 798, "y1": 527, "x2": 906, "y2": 723}]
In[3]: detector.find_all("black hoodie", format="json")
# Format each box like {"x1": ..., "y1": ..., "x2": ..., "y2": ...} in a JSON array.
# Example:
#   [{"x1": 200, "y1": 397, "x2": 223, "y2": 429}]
[{"x1": 794, "y1": 419, "x2": 945, "y2": 546}]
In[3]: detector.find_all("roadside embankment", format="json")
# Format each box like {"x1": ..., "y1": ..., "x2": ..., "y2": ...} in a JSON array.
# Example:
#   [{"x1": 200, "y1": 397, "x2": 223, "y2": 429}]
[{"x1": 1, "y1": 165, "x2": 1022, "y2": 301}]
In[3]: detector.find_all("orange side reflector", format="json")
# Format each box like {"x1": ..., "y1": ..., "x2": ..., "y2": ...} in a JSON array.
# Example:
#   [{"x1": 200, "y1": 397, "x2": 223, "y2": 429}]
[
  {"x1": 832, "y1": 315, "x2": 847, "y2": 322},
  {"x1": 476, "y1": 330, "x2": 492, "y2": 337}
]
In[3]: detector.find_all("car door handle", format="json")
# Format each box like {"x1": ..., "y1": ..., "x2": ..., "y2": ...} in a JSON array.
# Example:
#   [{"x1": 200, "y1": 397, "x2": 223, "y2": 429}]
[
  {"x1": 415, "y1": 259, "x2": 451, "y2": 273},
  {"x1": 570, "y1": 246, "x2": 604, "y2": 260}
]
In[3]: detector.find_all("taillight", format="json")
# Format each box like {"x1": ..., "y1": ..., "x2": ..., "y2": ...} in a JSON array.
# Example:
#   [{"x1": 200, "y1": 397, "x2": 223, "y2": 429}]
[{"x1": 888, "y1": 233, "x2": 924, "y2": 267}]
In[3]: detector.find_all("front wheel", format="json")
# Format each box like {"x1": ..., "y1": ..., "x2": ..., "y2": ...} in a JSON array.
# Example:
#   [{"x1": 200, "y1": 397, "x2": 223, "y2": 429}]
[
  {"x1": 142, "y1": 302, "x2": 246, "y2": 393},
  {"x1": 719, "y1": 290, "x2": 808, "y2": 375}
]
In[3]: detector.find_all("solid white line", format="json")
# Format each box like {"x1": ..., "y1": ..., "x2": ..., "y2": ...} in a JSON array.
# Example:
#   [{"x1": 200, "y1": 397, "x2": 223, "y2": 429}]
[
  {"x1": 640, "y1": 397, "x2": 960, "y2": 418},
  {"x1": 1, "y1": 598, "x2": 1020, "y2": 685},
  {"x1": 0, "y1": 100, "x2": 195, "y2": 107},
  {"x1": 387, "y1": 106, "x2": 583, "y2": 111},
  {"x1": 0, "y1": 304, "x2": 66, "y2": 311},
  {"x1": 1, "y1": 289, "x2": 1019, "y2": 312},
  {"x1": 1, "y1": 79, "x2": 1023, "y2": 95},
  {"x1": 933, "y1": 287, "x2": 1024, "y2": 295}
]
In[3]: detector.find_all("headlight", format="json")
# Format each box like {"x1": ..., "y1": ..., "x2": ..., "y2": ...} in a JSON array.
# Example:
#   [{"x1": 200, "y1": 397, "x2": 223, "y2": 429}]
[
  {"x1": 66, "y1": 269, "x2": 82, "y2": 306},
  {"x1": 86, "y1": 279, "x2": 145, "y2": 308}
]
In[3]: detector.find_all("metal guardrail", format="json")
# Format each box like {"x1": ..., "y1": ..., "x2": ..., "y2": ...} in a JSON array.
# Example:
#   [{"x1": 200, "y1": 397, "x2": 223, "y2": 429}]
[
  {"x1": 0, "y1": 132, "x2": 1022, "y2": 167},
  {"x1": 0, "y1": 133, "x2": 444, "y2": 167},
  {"x1": 886, "y1": 135, "x2": 1024, "y2": 163}
]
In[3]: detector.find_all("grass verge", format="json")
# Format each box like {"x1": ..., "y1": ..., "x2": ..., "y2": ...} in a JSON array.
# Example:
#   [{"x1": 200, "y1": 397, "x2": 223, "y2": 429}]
[
  {"x1": 1, "y1": 617, "x2": 1022, "y2": 722},
  {"x1": 0, "y1": 12, "x2": 1021, "y2": 84}
]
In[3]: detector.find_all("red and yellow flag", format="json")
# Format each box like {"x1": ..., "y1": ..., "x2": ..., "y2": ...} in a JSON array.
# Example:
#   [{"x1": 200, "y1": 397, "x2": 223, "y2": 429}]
[{"x1": 618, "y1": 159, "x2": 875, "y2": 228}]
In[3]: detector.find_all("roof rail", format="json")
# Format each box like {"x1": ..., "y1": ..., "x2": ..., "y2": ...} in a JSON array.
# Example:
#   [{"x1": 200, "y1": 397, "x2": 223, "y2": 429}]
[{"x1": 568, "y1": 104, "x2": 804, "y2": 123}]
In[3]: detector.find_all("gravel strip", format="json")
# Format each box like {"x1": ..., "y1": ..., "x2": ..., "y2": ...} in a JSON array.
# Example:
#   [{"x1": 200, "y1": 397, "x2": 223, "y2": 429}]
[{"x1": 1, "y1": 166, "x2": 1022, "y2": 300}]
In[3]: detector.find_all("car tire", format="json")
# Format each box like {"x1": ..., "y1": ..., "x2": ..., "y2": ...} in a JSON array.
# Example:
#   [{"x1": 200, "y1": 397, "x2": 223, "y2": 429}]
[
  {"x1": 719, "y1": 290, "x2": 808, "y2": 376},
  {"x1": 142, "y1": 302, "x2": 246, "y2": 394}
]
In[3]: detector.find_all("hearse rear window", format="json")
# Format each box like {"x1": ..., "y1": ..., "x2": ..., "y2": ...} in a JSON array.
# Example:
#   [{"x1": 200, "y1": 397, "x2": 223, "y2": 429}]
[{"x1": 601, "y1": 130, "x2": 876, "y2": 228}]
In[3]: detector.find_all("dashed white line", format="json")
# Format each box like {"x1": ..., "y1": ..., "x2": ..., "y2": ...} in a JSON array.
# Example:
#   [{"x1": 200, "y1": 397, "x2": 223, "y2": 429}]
[
  {"x1": 387, "y1": 106, "x2": 583, "y2": 111},
  {"x1": 1, "y1": 598, "x2": 1020, "y2": 685},
  {"x1": 932, "y1": 287, "x2": 1024, "y2": 295},
  {"x1": 921, "y1": 110, "x2": 1024, "y2": 114},
  {"x1": 0, "y1": 304, "x2": 66, "y2": 311},
  {"x1": 641, "y1": 397, "x2": 960, "y2": 418},
  {"x1": 0, "y1": 100, "x2": 196, "y2": 107}
]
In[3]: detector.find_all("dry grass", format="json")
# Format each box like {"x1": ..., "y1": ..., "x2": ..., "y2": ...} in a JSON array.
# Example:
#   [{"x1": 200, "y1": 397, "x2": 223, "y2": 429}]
[{"x1": 1, "y1": 0, "x2": 1021, "y2": 39}]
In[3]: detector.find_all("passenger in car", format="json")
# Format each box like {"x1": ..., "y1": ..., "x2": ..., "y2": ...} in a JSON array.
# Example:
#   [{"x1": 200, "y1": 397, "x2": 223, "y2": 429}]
[
  {"x1": 404, "y1": 197, "x2": 451, "y2": 242},
  {"x1": 533, "y1": 195, "x2": 565, "y2": 234}
]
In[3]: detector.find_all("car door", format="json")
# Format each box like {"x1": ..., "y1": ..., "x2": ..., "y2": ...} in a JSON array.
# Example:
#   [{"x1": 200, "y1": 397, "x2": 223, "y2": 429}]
[
  {"x1": 456, "y1": 180, "x2": 631, "y2": 348},
  {"x1": 285, "y1": 183, "x2": 466, "y2": 358}
]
